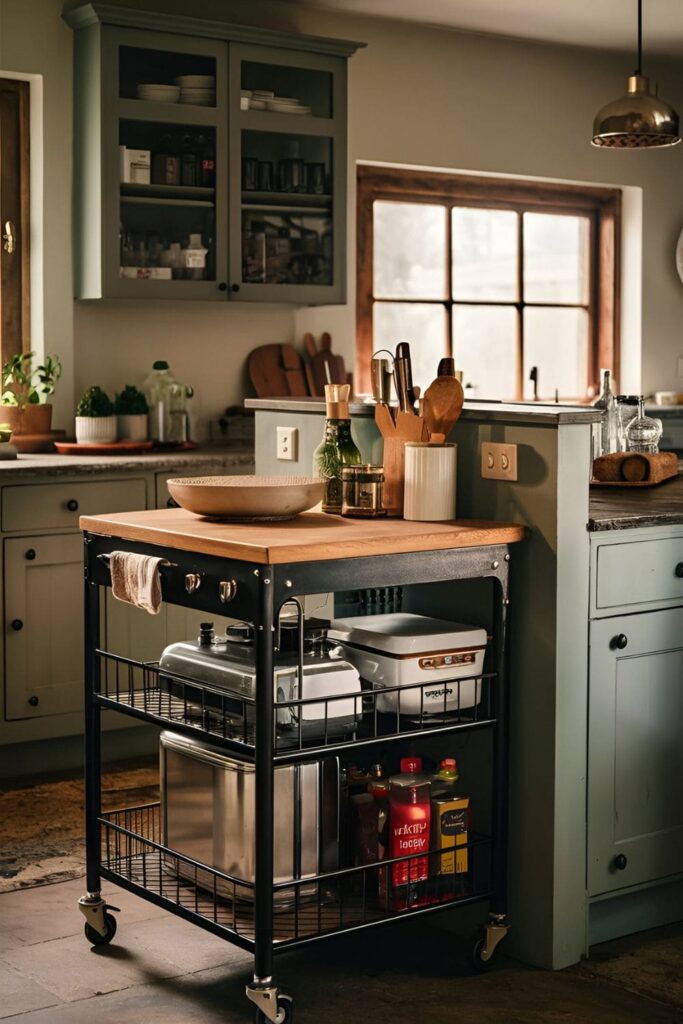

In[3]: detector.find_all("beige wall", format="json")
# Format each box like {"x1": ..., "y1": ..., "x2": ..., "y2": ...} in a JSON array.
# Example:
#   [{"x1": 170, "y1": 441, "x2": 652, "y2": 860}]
[{"x1": 2, "y1": 0, "x2": 683, "y2": 435}]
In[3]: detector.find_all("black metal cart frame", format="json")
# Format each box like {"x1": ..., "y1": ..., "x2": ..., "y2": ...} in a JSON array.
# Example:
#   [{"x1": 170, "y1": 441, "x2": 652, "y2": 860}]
[{"x1": 80, "y1": 530, "x2": 512, "y2": 1023}]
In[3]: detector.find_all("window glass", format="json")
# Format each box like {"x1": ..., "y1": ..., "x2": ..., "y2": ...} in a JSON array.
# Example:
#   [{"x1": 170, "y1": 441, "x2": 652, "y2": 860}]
[
  {"x1": 452, "y1": 306, "x2": 518, "y2": 400},
  {"x1": 523, "y1": 212, "x2": 590, "y2": 304},
  {"x1": 373, "y1": 201, "x2": 447, "y2": 300},
  {"x1": 374, "y1": 302, "x2": 447, "y2": 389},
  {"x1": 452, "y1": 207, "x2": 518, "y2": 301},
  {"x1": 523, "y1": 307, "x2": 589, "y2": 398}
]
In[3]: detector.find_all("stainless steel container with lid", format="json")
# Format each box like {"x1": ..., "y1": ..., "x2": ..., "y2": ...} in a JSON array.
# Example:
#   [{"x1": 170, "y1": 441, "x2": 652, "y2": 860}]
[
  {"x1": 341, "y1": 464, "x2": 386, "y2": 518},
  {"x1": 160, "y1": 731, "x2": 339, "y2": 907},
  {"x1": 159, "y1": 618, "x2": 362, "y2": 745}
]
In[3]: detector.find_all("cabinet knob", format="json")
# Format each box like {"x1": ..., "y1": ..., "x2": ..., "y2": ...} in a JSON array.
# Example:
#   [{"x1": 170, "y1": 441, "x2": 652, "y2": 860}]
[
  {"x1": 66, "y1": 499, "x2": 79, "y2": 512},
  {"x1": 613, "y1": 853, "x2": 628, "y2": 871},
  {"x1": 28, "y1": 695, "x2": 39, "y2": 707},
  {"x1": 25, "y1": 548, "x2": 36, "y2": 561},
  {"x1": 231, "y1": 283, "x2": 240, "y2": 293},
  {"x1": 218, "y1": 282, "x2": 227, "y2": 292},
  {"x1": 166, "y1": 497, "x2": 179, "y2": 509},
  {"x1": 11, "y1": 619, "x2": 23, "y2": 631},
  {"x1": 675, "y1": 562, "x2": 683, "y2": 578},
  {"x1": 612, "y1": 633, "x2": 628, "y2": 650}
]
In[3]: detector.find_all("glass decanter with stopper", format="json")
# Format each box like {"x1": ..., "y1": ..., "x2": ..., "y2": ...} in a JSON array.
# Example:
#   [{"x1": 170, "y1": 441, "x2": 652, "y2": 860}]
[
  {"x1": 625, "y1": 397, "x2": 663, "y2": 454},
  {"x1": 312, "y1": 383, "x2": 362, "y2": 514}
]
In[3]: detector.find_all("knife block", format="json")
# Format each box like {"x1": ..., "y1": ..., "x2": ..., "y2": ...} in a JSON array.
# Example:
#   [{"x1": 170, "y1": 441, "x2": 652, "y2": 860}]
[{"x1": 375, "y1": 405, "x2": 429, "y2": 516}]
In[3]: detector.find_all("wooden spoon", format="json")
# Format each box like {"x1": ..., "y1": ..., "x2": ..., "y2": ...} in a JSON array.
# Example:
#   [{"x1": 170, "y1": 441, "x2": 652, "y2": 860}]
[{"x1": 423, "y1": 376, "x2": 465, "y2": 441}]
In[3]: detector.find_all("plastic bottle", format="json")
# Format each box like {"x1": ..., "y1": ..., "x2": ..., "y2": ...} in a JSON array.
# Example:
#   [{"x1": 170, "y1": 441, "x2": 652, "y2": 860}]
[
  {"x1": 387, "y1": 756, "x2": 431, "y2": 910},
  {"x1": 141, "y1": 361, "x2": 193, "y2": 443}
]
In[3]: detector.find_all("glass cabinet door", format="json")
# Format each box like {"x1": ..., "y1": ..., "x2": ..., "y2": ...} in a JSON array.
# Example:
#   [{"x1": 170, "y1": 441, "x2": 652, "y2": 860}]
[
  {"x1": 102, "y1": 29, "x2": 228, "y2": 299},
  {"x1": 228, "y1": 43, "x2": 347, "y2": 304}
]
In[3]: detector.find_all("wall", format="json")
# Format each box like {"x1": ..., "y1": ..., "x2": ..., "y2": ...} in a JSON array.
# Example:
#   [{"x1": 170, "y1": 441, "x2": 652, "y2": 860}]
[{"x1": 2, "y1": 0, "x2": 683, "y2": 435}]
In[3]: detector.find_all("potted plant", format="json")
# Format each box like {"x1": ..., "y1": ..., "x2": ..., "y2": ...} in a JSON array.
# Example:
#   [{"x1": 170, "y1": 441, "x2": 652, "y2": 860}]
[
  {"x1": 75, "y1": 386, "x2": 117, "y2": 444},
  {"x1": 115, "y1": 385, "x2": 148, "y2": 442},
  {"x1": 1, "y1": 352, "x2": 62, "y2": 435}
]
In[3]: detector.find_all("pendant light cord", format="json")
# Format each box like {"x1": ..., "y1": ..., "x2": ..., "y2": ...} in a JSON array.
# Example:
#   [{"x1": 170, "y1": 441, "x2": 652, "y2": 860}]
[{"x1": 636, "y1": 0, "x2": 643, "y2": 74}]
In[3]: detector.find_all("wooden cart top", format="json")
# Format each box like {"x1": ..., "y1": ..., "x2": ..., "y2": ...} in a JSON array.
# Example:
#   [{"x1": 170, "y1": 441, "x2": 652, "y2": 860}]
[{"x1": 80, "y1": 508, "x2": 525, "y2": 565}]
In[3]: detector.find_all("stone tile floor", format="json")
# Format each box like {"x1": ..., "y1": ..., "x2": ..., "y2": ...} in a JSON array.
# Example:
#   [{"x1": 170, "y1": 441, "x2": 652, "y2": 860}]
[{"x1": 1, "y1": 876, "x2": 682, "y2": 1023}]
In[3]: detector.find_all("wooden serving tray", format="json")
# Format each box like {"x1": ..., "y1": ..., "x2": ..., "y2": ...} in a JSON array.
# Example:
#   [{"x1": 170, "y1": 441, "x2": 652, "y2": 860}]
[
  {"x1": 591, "y1": 451, "x2": 678, "y2": 487},
  {"x1": 55, "y1": 440, "x2": 154, "y2": 456}
]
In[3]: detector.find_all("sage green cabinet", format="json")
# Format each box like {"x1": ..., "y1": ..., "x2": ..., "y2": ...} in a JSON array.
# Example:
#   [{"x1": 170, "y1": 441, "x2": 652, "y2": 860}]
[
  {"x1": 588, "y1": 606, "x2": 683, "y2": 896},
  {"x1": 65, "y1": 3, "x2": 361, "y2": 305}
]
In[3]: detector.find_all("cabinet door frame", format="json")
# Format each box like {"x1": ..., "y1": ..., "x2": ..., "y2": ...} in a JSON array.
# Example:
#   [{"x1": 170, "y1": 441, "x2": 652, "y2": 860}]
[
  {"x1": 227, "y1": 41, "x2": 347, "y2": 305},
  {"x1": 4, "y1": 533, "x2": 85, "y2": 720},
  {"x1": 101, "y1": 26, "x2": 229, "y2": 300},
  {"x1": 588, "y1": 606, "x2": 683, "y2": 896}
]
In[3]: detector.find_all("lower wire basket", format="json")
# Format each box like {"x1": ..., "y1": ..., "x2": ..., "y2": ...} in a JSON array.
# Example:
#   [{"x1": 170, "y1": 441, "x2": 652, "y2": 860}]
[{"x1": 100, "y1": 803, "x2": 493, "y2": 950}]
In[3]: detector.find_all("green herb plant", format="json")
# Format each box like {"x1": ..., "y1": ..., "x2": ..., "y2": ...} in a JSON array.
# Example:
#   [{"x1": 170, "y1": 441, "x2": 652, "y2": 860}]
[
  {"x1": 76, "y1": 386, "x2": 115, "y2": 418},
  {"x1": 2, "y1": 352, "x2": 62, "y2": 408},
  {"x1": 114, "y1": 385, "x2": 148, "y2": 415}
]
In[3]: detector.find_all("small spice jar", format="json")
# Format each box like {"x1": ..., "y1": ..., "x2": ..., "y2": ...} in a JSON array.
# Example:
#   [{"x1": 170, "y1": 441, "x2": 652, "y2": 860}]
[{"x1": 341, "y1": 464, "x2": 386, "y2": 518}]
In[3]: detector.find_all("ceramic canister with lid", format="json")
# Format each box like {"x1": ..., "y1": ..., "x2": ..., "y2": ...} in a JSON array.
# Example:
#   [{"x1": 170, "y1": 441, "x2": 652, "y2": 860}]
[{"x1": 403, "y1": 442, "x2": 457, "y2": 521}]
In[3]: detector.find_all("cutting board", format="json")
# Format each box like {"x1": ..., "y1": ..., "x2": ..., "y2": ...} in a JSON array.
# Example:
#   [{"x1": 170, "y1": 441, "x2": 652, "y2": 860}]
[{"x1": 248, "y1": 344, "x2": 309, "y2": 398}]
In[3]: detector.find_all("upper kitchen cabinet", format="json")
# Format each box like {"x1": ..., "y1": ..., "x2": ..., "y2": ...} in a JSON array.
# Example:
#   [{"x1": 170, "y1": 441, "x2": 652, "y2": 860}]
[{"x1": 64, "y1": 3, "x2": 363, "y2": 304}]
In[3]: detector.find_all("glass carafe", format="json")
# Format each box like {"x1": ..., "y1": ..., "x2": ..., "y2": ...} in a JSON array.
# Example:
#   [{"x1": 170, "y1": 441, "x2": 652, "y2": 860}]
[
  {"x1": 625, "y1": 397, "x2": 663, "y2": 454},
  {"x1": 141, "y1": 360, "x2": 193, "y2": 443}
]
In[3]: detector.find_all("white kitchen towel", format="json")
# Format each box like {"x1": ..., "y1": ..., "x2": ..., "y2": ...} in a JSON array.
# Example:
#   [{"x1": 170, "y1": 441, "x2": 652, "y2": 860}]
[{"x1": 110, "y1": 551, "x2": 163, "y2": 615}]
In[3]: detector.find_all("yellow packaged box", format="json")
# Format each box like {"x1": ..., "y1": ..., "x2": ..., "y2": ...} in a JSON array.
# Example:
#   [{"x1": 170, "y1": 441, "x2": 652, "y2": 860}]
[{"x1": 432, "y1": 795, "x2": 470, "y2": 875}]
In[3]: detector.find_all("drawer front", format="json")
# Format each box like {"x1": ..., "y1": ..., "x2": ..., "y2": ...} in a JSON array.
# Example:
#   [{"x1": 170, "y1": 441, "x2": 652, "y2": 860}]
[
  {"x1": 595, "y1": 536, "x2": 683, "y2": 611},
  {"x1": 2, "y1": 479, "x2": 147, "y2": 532}
]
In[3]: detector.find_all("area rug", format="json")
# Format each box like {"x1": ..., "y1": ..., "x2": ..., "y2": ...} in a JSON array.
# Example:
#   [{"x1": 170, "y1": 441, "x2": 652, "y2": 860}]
[{"x1": 0, "y1": 761, "x2": 158, "y2": 892}]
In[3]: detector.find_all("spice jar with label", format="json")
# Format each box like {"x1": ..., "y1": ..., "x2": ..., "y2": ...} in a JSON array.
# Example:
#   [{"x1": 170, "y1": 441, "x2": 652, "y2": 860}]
[{"x1": 341, "y1": 464, "x2": 386, "y2": 518}]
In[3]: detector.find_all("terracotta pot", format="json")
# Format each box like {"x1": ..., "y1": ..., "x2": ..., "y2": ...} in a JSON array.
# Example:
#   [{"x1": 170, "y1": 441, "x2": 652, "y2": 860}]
[{"x1": 0, "y1": 403, "x2": 52, "y2": 436}]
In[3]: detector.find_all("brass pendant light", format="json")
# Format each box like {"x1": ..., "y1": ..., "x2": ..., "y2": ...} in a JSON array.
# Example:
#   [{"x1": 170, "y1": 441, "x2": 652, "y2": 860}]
[{"x1": 592, "y1": 0, "x2": 680, "y2": 148}]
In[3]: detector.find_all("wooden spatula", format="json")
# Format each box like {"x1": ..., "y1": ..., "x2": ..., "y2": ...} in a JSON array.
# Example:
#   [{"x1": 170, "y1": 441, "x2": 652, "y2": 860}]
[{"x1": 423, "y1": 376, "x2": 464, "y2": 441}]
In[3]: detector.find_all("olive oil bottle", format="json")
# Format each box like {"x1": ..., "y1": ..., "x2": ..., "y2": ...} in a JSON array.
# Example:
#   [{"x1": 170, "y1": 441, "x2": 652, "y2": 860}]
[{"x1": 313, "y1": 383, "x2": 362, "y2": 514}]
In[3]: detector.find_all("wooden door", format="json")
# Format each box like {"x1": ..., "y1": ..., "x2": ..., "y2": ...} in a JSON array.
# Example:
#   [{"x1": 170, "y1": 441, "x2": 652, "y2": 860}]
[
  {"x1": 588, "y1": 607, "x2": 683, "y2": 895},
  {"x1": 4, "y1": 535, "x2": 83, "y2": 719},
  {"x1": 0, "y1": 79, "x2": 30, "y2": 358}
]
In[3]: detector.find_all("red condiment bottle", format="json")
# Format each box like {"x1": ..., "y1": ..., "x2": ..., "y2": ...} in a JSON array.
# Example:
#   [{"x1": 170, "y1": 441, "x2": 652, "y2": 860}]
[{"x1": 387, "y1": 756, "x2": 431, "y2": 910}]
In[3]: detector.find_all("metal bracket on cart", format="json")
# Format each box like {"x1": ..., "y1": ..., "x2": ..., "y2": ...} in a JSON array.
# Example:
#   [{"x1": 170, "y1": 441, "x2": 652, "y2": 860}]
[{"x1": 246, "y1": 982, "x2": 293, "y2": 1023}]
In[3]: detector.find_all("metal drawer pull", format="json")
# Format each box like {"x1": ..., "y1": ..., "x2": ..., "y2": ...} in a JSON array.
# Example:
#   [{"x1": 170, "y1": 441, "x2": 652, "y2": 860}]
[
  {"x1": 613, "y1": 853, "x2": 628, "y2": 870},
  {"x1": 11, "y1": 619, "x2": 23, "y2": 631},
  {"x1": 675, "y1": 562, "x2": 683, "y2": 578},
  {"x1": 219, "y1": 580, "x2": 237, "y2": 603},
  {"x1": 185, "y1": 573, "x2": 202, "y2": 594},
  {"x1": 66, "y1": 499, "x2": 79, "y2": 512},
  {"x1": 25, "y1": 548, "x2": 36, "y2": 561},
  {"x1": 28, "y1": 695, "x2": 39, "y2": 707},
  {"x1": 612, "y1": 634, "x2": 628, "y2": 650}
]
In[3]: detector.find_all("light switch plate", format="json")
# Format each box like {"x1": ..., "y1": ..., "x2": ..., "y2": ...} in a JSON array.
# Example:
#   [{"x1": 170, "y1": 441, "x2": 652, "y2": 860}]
[
  {"x1": 481, "y1": 442, "x2": 518, "y2": 481},
  {"x1": 276, "y1": 426, "x2": 298, "y2": 461}
]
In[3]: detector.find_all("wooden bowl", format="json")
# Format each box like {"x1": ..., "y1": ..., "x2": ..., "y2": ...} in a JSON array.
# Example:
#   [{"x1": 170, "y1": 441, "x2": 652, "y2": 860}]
[{"x1": 166, "y1": 475, "x2": 324, "y2": 521}]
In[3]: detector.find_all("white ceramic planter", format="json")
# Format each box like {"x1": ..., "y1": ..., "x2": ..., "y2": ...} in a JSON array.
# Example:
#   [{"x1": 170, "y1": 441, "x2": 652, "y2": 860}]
[
  {"x1": 75, "y1": 416, "x2": 117, "y2": 445},
  {"x1": 117, "y1": 413, "x2": 148, "y2": 442}
]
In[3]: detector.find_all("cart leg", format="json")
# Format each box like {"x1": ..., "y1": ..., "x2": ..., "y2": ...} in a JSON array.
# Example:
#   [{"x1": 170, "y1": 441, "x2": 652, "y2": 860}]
[
  {"x1": 246, "y1": 567, "x2": 294, "y2": 1023},
  {"x1": 473, "y1": 556, "x2": 512, "y2": 970}
]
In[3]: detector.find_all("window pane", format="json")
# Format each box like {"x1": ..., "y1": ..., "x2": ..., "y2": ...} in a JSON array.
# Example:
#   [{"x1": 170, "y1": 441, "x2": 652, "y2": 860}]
[
  {"x1": 452, "y1": 208, "x2": 518, "y2": 301},
  {"x1": 373, "y1": 302, "x2": 447, "y2": 390},
  {"x1": 523, "y1": 213, "x2": 589, "y2": 304},
  {"x1": 523, "y1": 307, "x2": 588, "y2": 399},
  {"x1": 373, "y1": 201, "x2": 447, "y2": 299},
  {"x1": 452, "y1": 306, "x2": 518, "y2": 400}
]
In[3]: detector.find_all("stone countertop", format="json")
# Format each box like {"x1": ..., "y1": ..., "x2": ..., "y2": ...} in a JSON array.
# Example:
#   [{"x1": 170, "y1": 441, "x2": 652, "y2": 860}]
[
  {"x1": 0, "y1": 446, "x2": 254, "y2": 479},
  {"x1": 245, "y1": 396, "x2": 601, "y2": 426},
  {"x1": 588, "y1": 468, "x2": 683, "y2": 531}
]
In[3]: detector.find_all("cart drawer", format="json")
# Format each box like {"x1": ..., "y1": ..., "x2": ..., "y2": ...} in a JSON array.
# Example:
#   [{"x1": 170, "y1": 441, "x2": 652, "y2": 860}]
[
  {"x1": 595, "y1": 535, "x2": 683, "y2": 610},
  {"x1": 2, "y1": 479, "x2": 147, "y2": 532}
]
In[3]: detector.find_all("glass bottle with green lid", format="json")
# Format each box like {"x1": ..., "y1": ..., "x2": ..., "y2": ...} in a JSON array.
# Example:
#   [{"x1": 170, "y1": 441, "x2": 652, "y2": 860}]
[
  {"x1": 141, "y1": 360, "x2": 193, "y2": 443},
  {"x1": 313, "y1": 383, "x2": 362, "y2": 514}
]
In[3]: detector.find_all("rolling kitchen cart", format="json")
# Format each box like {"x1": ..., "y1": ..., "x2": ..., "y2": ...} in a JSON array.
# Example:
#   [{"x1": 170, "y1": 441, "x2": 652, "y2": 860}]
[{"x1": 78, "y1": 510, "x2": 524, "y2": 1022}]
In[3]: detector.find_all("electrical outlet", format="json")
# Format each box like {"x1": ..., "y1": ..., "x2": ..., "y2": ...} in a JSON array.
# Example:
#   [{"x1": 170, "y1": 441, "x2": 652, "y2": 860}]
[
  {"x1": 481, "y1": 442, "x2": 518, "y2": 481},
  {"x1": 276, "y1": 426, "x2": 298, "y2": 461},
  {"x1": 678, "y1": 355, "x2": 683, "y2": 378}
]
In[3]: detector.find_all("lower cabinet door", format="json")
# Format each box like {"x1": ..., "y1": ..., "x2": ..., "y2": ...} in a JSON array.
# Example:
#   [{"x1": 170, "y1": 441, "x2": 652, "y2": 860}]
[
  {"x1": 588, "y1": 607, "x2": 683, "y2": 896},
  {"x1": 4, "y1": 534, "x2": 84, "y2": 719}
]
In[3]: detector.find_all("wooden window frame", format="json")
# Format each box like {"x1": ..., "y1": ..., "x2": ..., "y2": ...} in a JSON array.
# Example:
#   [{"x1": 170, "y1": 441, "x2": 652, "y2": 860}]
[
  {"x1": 356, "y1": 164, "x2": 620, "y2": 399},
  {"x1": 0, "y1": 78, "x2": 30, "y2": 362}
]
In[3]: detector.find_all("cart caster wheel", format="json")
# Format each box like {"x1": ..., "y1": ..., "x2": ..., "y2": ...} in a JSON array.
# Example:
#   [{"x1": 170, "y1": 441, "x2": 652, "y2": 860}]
[
  {"x1": 255, "y1": 994, "x2": 293, "y2": 1024},
  {"x1": 472, "y1": 934, "x2": 499, "y2": 972},
  {"x1": 84, "y1": 912, "x2": 117, "y2": 947}
]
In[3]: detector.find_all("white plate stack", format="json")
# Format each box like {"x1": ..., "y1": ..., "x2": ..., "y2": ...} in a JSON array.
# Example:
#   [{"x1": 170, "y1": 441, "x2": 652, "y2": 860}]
[
  {"x1": 137, "y1": 83, "x2": 180, "y2": 103},
  {"x1": 265, "y1": 95, "x2": 312, "y2": 116},
  {"x1": 176, "y1": 75, "x2": 216, "y2": 106}
]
